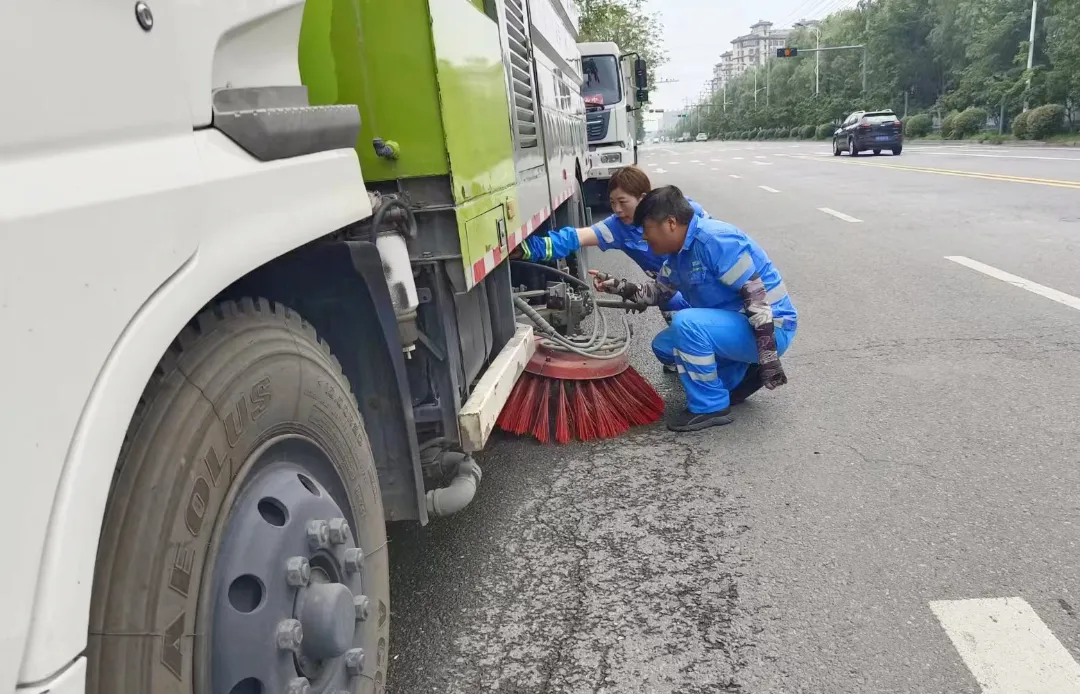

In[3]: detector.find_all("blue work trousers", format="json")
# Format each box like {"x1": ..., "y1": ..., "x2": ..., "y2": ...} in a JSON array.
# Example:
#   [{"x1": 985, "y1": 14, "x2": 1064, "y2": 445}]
[{"x1": 651, "y1": 308, "x2": 796, "y2": 413}]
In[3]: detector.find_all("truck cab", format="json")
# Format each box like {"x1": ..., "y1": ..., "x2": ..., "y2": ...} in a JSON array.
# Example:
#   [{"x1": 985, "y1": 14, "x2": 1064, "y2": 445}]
[{"x1": 577, "y1": 41, "x2": 648, "y2": 208}]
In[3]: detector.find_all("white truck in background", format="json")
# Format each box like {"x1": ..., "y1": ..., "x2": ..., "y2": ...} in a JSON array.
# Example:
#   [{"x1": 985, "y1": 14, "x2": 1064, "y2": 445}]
[{"x1": 578, "y1": 41, "x2": 649, "y2": 209}]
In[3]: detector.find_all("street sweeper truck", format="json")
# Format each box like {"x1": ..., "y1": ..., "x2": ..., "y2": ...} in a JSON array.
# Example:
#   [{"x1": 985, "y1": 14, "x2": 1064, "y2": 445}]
[{"x1": 0, "y1": 0, "x2": 655, "y2": 693}]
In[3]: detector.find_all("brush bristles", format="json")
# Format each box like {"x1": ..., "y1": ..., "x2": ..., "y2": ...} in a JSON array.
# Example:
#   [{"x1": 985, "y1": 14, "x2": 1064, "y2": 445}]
[{"x1": 496, "y1": 368, "x2": 664, "y2": 444}]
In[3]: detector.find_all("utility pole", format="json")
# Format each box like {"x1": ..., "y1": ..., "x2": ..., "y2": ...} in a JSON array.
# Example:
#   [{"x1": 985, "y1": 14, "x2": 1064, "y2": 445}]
[
  {"x1": 815, "y1": 28, "x2": 821, "y2": 95},
  {"x1": 754, "y1": 70, "x2": 758, "y2": 106},
  {"x1": 794, "y1": 22, "x2": 822, "y2": 95},
  {"x1": 1025, "y1": 0, "x2": 1038, "y2": 110},
  {"x1": 862, "y1": 46, "x2": 867, "y2": 94},
  {"x1": 766, "y1": 57, "x2": 770, "y2": 108}
]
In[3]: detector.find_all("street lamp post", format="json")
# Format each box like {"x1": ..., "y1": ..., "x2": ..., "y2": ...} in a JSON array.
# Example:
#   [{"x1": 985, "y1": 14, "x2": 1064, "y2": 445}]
[
  {"x1": 1025, "y1": 0, "x2": 1038, "y2": 110},
  {"x1": 795, "y1": 21, "x2": 822, "y2": 95}
]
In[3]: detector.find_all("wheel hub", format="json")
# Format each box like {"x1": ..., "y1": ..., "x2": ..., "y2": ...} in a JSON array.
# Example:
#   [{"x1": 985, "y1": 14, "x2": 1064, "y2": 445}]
[{"x1": 210, "y1": 442, "x2": 369, "y2": 694}]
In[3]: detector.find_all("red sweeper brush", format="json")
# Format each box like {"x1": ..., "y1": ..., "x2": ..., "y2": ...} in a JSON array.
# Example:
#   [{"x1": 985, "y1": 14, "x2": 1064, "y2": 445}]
[{"x1": 496, "y1": 338, "x2": 665, "y2": 444}]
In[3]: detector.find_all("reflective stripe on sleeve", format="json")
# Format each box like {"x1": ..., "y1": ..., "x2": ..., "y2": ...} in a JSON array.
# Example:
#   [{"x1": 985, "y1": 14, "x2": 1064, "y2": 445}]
[
  {"x1": 720, "y1": 252, "x2": 753, "y2": 286},
  {"x1": 543, "y1": 237, "x2": 554, "y2": 260},
  {"x1": 594, "y1": 220, "x2": 615, "y2": 243},
  {"x1": 766, "y1": 281, "x2": 788, "y2": 305}
]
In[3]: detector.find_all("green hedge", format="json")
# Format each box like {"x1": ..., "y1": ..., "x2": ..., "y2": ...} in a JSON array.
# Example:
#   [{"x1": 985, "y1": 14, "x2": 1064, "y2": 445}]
[
  {"x1": 800, "y1": 124, "x2": 816, "y2": 139},
  {"x1": 790, "y1": 126, "x2": 802, "y2": 139},
  {"x1": 954, "y1": 107, "x2": 988, "y2": 138},
  {"x1": 905, "y1": 113, "x2": 932, "y2": 137},
  {"x1": 1027, "y1": 104, "x2": 1065, "y2": 140},
  {"x1": 815, "y1": 123, "x2": 833, "y2": 140},
  {"x1": 1011, "y1": 110, "x2": 1031, "y2": 139},
  {"x1": 940, "y1": 111, "x2": 960, "y2": 139}
]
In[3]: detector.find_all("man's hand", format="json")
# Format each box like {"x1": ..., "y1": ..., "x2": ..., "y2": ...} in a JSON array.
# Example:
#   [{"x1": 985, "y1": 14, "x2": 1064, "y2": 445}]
[
  {"x1": 760, "y1": 359, "x2": 788, "y2": 389},
  {"x1": 588, "y1": 270, "x2": 640, "y2": 299}
]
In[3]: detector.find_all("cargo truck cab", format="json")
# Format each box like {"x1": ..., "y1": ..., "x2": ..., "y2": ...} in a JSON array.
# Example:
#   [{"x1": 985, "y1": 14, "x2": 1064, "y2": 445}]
[{"x1": 577, "y1": 41, "x2": 648, "y2": 209}]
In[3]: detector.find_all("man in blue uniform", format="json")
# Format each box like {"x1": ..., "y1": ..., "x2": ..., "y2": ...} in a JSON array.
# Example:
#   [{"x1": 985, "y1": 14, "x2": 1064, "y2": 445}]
[{"x1": 594, "y1": 186, "x2": 797, "y2": 432}]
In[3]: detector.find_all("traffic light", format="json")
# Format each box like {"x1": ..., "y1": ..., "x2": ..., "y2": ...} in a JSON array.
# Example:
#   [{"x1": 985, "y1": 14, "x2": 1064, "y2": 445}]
[{"x1": 776, "y1": 47, "x2": 798, "y2": 58}]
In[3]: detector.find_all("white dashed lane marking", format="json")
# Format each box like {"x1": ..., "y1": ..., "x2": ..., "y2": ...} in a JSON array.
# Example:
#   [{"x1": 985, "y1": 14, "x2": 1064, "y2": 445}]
[
  {"x1": 758, "y1": 185, "x2": 780, "y2": 193},
  {"x1": 729, "y1": 174, "x2": 741, "y2": 179},
  {"x1": 945, "y1": 256, "x2": 1080, "y2": 312},
  {"x1": 818, "y1": 207, "x2": 862, "y2": 223},
  {"x1": 931, "y1": 597, "x2": 1080, "y2": 694}
]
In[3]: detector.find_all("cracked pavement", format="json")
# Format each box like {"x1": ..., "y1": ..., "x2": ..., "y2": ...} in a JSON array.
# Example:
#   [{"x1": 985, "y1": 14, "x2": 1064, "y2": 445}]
[{"x1": 387, "y1": 141, "x2": 1080, "y2": 692}]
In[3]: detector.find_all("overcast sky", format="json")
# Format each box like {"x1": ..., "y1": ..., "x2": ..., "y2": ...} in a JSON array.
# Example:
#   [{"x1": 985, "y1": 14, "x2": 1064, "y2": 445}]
[{"x1": 644, "y1": 0, "x2": 860, "y2": 111}]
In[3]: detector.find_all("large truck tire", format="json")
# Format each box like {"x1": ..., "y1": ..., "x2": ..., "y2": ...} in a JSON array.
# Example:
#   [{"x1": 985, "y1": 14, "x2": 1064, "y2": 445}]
[{"x1": 88, "y1": 298, "x2": 390, "y2": 694}]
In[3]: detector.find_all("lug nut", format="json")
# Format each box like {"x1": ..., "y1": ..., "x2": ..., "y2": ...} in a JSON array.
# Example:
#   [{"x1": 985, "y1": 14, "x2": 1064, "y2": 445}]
[
  {"x1": 306, "y1": 520, "x2": 330, "y2": 550},
  {"x1": 285, "y1": 677, "x2": 311, "y2": 694},
  {"x1": 285, "y1": 556, "x2": 311, "y2": 587},
  {"x1": 276, "y1": 619, "x2": 304, "y2": 651},
  {"x1": 344, "y1": 647, "x2": 365, "y2": 676},
  {"x1": 328, "y1": 517, "x2": 351, "y2": 545},
  {"x1": 354, "y1": 594, "x2": 371, "y2": 621},
  {"x1": 344, "y1": 547, "x2": 364, "y2": 574}
]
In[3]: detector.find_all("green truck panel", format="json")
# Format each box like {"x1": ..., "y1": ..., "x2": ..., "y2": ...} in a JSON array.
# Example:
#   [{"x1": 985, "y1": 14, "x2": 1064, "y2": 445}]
[
  {"x1": 429, "y1": 0, "x2": 517, "y2": 204},
  {"x1": 464, "y1": 204, "x2": 507, "y2": 267},
  {"x1": 299, "y1": 0, "x2": 521, "y2": 288},
  {"x1": 299, "y1": 0, "x2": 450, "y2": 179}
]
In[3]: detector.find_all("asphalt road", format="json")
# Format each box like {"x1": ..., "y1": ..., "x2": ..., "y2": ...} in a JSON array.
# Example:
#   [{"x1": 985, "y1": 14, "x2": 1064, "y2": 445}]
[{"x1": 386, "y1": 140, "x2": 1080, "y2": 693}]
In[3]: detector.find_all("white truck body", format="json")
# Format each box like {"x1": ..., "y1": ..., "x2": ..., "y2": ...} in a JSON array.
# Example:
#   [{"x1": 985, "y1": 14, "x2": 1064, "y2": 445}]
[
  {"x1": 577, "y1": 40, "x2": 638, "y2": 207},
  {"x1": 0, "y1": 2, "x2": 374, "y2": 690}
]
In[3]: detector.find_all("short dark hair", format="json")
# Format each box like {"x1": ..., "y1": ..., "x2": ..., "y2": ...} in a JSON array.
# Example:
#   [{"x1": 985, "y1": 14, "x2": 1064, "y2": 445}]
[
  {"x1": 633, "y1": 185, "x2": 695, "y2": 228},
  {"x1": 607, "y1": 166, "x2": 651, "y2": 197}
]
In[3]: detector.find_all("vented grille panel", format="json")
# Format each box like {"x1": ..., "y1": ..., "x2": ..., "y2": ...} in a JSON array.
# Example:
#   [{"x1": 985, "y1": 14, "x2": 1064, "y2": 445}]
[{"x1": 505, "y1": 0, "x2": 538, "y2": 148}]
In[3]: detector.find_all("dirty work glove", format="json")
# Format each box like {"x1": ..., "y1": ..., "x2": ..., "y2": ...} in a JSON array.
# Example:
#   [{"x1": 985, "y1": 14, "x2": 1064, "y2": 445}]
[
  {"x1": 590, "y1": 271, "x2": 674, "y2": 306},
  {"x1": 520, "y1": 226, "x2": 580, "y2": 262},
  {"x1": 759, "y1": 357, "x2": 788, "y2": 389}
]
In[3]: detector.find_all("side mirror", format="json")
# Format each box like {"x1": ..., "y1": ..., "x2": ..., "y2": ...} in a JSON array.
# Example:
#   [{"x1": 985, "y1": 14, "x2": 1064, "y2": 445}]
[
  {"x1": 636, "y1": 88, "x2": 649, "y2": 103},
  {"x1": 634, "y1": 57, "x2": 648, "y2": 89}
]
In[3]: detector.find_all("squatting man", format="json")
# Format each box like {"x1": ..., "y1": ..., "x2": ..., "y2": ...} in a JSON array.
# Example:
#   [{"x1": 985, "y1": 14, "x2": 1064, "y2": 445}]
[{"x1": 593, "y1": 186, "x2": 799, "y2": 432}]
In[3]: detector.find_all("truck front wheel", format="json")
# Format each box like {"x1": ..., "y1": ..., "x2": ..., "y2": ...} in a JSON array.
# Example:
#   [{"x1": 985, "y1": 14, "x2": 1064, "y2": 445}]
[{"x1": 88, "y1": 298, "x2": 390, "y2": 694}]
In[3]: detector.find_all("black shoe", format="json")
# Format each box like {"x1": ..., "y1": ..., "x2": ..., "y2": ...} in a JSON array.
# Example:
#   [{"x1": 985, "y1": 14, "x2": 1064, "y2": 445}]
[
  {"x1": 730, "y1": 364, "x2": 763, "y2": 406},
  {"x1": 667, "y1": 408, "x2": 734, "y2": 432},
  {"x1": 662, "y1": 362, "x2": 679, "y2": 374}
]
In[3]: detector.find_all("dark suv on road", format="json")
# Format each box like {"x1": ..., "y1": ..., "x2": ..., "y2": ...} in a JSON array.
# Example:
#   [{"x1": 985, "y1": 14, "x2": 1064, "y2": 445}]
[{"x1": 833, "y1": 110, "x2": 903, "y2": 156}]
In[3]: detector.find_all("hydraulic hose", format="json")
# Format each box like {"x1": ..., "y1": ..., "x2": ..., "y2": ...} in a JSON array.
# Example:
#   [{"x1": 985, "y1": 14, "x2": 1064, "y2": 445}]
[
  {"x1": 509, "y1": 260, "x2": 590, "y2": 289},
  {"x1": 513, "y1": 296, "x2": 631, "y2": 360},
  {"x1": 370, "y1": 197, "x2": 417, "y2": 242}
]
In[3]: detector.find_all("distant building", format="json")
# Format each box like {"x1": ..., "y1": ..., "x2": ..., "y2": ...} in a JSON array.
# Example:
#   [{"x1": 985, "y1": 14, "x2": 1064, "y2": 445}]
[
  {"x1": 660, "y1": 109, "x2": 685, "y2": 133},
  {"x1": 714, "y1": 20, "x2": 791, "y2": 87}
]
